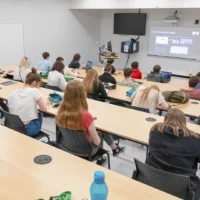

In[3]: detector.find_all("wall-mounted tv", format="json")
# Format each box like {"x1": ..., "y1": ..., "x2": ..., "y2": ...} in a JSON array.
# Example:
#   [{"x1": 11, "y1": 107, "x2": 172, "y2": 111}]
[{"x1": 114, "y1": 13, "x2": 147, "y2": 35}]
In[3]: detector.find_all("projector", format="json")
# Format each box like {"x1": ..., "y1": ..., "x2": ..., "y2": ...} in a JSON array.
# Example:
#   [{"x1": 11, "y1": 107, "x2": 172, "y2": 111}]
[
  {"x1": 164, "y1": 10, "x2": 181, "y2": 24},
  {"x1": 164, "y1": 15, "x2": 180, "y2": 24}
]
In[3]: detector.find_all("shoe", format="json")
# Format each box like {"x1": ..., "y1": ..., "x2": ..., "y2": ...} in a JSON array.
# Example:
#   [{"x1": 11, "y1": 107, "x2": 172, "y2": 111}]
[
  {"x1": 113, "y1": 145, "x2": 125, "y2": 157},
  {"x1": 96, "y1": 156, "x2": 108, "y2": 166}
]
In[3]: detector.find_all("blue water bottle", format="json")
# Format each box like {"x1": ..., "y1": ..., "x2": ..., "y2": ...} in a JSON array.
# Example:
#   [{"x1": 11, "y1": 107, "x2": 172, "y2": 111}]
[{"x1": 90, "y1": 171, "x2": 108, "y2": 200}]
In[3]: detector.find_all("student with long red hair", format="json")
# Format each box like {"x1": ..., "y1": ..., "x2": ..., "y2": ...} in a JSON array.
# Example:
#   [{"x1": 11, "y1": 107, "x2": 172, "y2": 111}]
[{"x1": 57, "y1": 80, "x2": 125, "y2": 165}]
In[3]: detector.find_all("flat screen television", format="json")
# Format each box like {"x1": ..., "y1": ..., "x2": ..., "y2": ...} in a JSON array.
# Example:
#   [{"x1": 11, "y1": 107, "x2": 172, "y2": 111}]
[{"x1": 114, "y1": 13, "x2": 147, "y2": 35}]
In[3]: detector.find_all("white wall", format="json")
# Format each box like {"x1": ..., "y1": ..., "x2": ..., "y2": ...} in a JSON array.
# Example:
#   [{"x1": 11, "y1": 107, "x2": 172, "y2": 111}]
[
  {"x1": 68, "y1": 0, "x2": 200, "y2": 9},
  {"x1": 0, "y1": 0, "x2": 101, "y2": 67},
  {"x1": 100, "y1": 9, "x2": 200, "y2": 74}
]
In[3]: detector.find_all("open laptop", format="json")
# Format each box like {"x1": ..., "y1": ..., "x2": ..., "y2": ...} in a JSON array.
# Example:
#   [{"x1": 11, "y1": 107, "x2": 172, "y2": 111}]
[
  {"x1": 87, "y1": 61, "x2": 93, "y2": 69},
  {"x1": 160, "y1": 71, "x2": 172, "y2": 83}
]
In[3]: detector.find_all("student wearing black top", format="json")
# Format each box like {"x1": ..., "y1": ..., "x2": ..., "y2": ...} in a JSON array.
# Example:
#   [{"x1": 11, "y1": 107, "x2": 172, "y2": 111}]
[
  {"x1": 107, "y1": 59, "x2": 118, "y2": 75},
  {"x1": 146, "y1": 108, "x2": 200, "y2": 199},
  {"x1": 99, "y1": 64, "x2": 117, "y2": 85},
  {"x1": 68, "y1": 53, "x2": 81, "y2": 69},
  {"x1": 147, "y1": 65, "x2": 164, "y2": 83},
  {"x1": 83, "y1": 69, "x2": 107, "y2": 99}
]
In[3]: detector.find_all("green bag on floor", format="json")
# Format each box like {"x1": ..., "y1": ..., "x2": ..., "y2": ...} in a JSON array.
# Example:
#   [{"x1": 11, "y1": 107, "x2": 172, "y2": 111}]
[{"x1": 38, "y1": 191, "x2": 72, "y2": 200}]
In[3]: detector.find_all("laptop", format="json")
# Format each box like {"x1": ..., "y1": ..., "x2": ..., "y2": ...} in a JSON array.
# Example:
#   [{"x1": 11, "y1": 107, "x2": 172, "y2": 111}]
[
  {"x1": 160, "y1": 71, "x2": 172, "y2": 83},
  {"x1": 87, "y1": 61, "x2": 93, "y2": 69}
]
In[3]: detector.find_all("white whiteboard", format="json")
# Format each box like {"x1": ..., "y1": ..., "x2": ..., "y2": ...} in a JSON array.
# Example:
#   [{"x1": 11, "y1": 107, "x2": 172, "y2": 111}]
[
  {"x1": 148, "y1": 26, "x2": 200, "y2": 60},
  {"x1": 0, "y1": 24, "x2": 24, "y2": 67}
]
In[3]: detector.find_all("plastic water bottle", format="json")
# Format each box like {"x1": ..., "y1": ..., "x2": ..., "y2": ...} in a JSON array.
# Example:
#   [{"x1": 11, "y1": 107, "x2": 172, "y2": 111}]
[{"x1": 90, "y1": 171, "x2": 108, "y2": 200}]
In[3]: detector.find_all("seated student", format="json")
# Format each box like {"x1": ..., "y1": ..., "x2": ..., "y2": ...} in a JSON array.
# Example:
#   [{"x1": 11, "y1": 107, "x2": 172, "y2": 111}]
[
  {"x1": 99, "y1": 64, "x2": 117, "y2": 85},
  {"x1": 146, "y1": 108, "x2": 200, "y2": 199},
  {"x1": 131, "y1": 85, "x2": 169, "y2": 114},
  {"x1": 8, "y1": 68, "x2": 48, "y2": 137},
  {"x1": 118, "y1": 68, "x2": 140, "y2": 88},
  {"x1": 107, "y1": 59, "x2": 118, "y2": 75},
  {"x1": 180, "y1": 76, "x2": 200, "y2": 100},
  {"x1": 56, "y1": 57, "x2": 78, "y2": 77},
  {"x1": 68, "y1": 53, "x2": 81, "y2": 69},
  {"x1": 57, "y1": 80, "x2": 125, "y2": 165},
  {"x1": 37, "y1": 52, "x2": 52, "y2": 72},
  {"x1": 147, "y1": 65, "x2": 164, "y2": 83},
  {"x1": 83, "y1": 69, "x2": 107, "y2": 99},
  {"x1": 131, "y1": 61, "x2": 142, "y2": 79},
  {"x1": 195, "y1": 72, "x2": 200, "y2": 90},
  {"x1": 14, "y1": 57, "x2": 32, "y2": 82},
  {"x1": 48, "y1": 61, "x2": 67, "y2": 91}
]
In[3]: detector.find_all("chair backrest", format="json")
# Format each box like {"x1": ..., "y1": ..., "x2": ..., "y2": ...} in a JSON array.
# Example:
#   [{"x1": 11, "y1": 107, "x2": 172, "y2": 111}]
[
  {"x1": 197, "y1": 116, "x2": 200, "y2": 125},
  {"x1": 124, "y1": 103, "x2": 150, "y2": 113},
  {"x1": 133, "y1": 159, "x2": 194, "y2": 200},
  {"x1": 1, "y1": 109, "x2": 25, "y2": 134},
  {"x1": 44, "y1": 84, "x2": 62, "y2": 92},
  {"x1": 88, "y1": 94, "x2": 105, "y2": 102},
  {"x1": 56, "y1": 125, "x2": 92, "y2": 158}
]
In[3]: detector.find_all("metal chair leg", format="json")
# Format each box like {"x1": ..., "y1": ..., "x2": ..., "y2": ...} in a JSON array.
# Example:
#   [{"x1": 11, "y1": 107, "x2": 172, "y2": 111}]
[{"x1": 105, "y1": 152, "x2": 111, "y2": 169}]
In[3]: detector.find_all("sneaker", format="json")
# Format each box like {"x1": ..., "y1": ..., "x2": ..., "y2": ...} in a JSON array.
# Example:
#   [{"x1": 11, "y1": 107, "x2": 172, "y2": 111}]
[
  {"x1": 96, "y1": 156, "x2": 108, "y2": 166},
  {"x1": 113, "y1": 145, "x2": 125, "y2": 157}
]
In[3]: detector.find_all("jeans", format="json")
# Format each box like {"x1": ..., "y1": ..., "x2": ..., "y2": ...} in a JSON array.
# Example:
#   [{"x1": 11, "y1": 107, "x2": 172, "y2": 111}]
[{"x1": 26, "y1": 113, "x2": 43, "y2": 137}]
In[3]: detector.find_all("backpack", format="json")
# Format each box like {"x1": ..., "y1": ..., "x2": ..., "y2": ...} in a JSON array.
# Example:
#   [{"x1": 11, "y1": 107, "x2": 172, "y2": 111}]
[
  {"x1": 49, "y1": 92, "x2": 63, "y2": 104},
  {"x1": 162, "y1": 91, "x2": 189, "y2": 104}
]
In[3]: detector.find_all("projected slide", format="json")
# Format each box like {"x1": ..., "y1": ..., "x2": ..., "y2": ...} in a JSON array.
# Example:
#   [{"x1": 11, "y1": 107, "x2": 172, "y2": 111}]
[{"x1": 148, "y1": 26, "x2": 200, "y2": 60}]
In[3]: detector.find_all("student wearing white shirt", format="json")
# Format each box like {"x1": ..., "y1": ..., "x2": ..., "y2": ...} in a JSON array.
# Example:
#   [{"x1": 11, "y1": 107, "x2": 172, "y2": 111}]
[
  {"x1": 13, "y1": 57, "x2": 32, "y2": 82},
  {"x1": 8, "y1": 68, "x2": 48, "y2": 137},
  {"x1": 56, "y1": 57, "x2": 78, "y2": 77},
  {"x1": 131, "y1": 85, "x2": 170, "y2": 114},
  {"x1": 48, "y1": 61, "x2": 67, "y2": 91}
]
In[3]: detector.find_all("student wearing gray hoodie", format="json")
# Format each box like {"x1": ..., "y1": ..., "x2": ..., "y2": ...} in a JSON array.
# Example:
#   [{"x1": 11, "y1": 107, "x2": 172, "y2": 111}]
[
  {"x1": 8, "y1": 68, "x2": 48, "y2": 137},
  {"x1": 147, "y1": 65, "x2": 164, "y2": 83}
]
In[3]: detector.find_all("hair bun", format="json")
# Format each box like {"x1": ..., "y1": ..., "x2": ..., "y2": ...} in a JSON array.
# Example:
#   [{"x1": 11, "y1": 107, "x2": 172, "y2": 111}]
[{"x1": 31, "y1": 68, "x2": 37, "y2": 74}]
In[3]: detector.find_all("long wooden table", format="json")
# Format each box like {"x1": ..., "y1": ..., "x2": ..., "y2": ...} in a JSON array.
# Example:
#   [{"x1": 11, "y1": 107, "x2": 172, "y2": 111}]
[
  {"x1": 0, "y1": 78, "x2": 200, "y2": 145},
  {"x1": 0, "y1": 65, "x2": 190, "y2": 87},
  {"x1": 0, "y1": 67, "x2": 199, "y2": 118},
  {"x1": 0, "y1": 126, "x2": 180, "y2": 200}
]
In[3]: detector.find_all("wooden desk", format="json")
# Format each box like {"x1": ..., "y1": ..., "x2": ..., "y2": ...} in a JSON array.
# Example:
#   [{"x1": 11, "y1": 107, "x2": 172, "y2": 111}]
[
  {"x1": 100, "y1": 52, "x2": 120, "y2": 60},
  {"x1": 0, "y1": 126, "x2": 180, "y2": 200},
  {"x1": 0, "y1": 78, "x2": 199, "y2": 145}
]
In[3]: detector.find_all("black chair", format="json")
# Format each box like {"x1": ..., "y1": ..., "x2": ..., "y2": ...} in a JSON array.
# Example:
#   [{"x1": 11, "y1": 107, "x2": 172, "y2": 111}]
[
  {"x1": 43, "y1": 84, "x2": 62, "y2": 92},
  {"x1": 1, "y1": 109, "x2": 50, "y2": 142},
  {"x1": 56, "y1": 125, "x2": 111, "y2": 169},
  {"x1": 124, "y1": 103, "x2": 150, "y2": 113},
  {"x1": 133, "y1": 159, "x2": 195, "y2": 200},
  {"x1": 197, "y1": 116, "x2": 200, "y2": 125},
  {"x1": 88, "y1": 94, "x2": 106, "y2": 102}
]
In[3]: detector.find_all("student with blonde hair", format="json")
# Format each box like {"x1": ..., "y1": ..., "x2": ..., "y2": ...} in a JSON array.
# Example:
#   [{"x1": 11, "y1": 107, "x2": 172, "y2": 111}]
[
  {"x1": 131, "y1": 85, "x2": 169, "y2": 114},
  {"x1": 57, "y1": 80, "x2": 125, "y2": 165},
  {"x1": 14, "y1": 57, "x2": 32, "y2": 82},
  {"x1": 146, "y1": 108, "x2": 200, "y2": 199},
  {"x1": 83, "y1": 69, "x2": 107, "y2": 99},
  {"x1": 8, "y1": 68, "x2": 48, "y2": 137}
]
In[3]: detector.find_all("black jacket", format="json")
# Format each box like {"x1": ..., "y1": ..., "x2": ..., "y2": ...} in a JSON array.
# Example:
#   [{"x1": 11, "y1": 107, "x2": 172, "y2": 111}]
[
  {"x1": 88, "y1": 81, "x2": 107, "y2": 99},
  {"x1": 68, "y1": 60, "x2": 80, "y2": 69},
  {"x1": 99, "y1": 72, "x2": 117, "y2": 85},
  {"x1": 146, "y1": 126, "x2": 200, "y2": 190}
]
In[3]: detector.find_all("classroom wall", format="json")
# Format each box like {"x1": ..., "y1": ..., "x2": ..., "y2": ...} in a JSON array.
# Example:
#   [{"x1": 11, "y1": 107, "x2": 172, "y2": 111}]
[
  {"x1": 68, "y1": 0, "x2": 200, "y2": 9},
  {"x1": 100, "y1": 8, "x2": 200, "y2": 74},
  {"x1": 0, "y1": 0, "x2": 101, "y2": 67}
]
